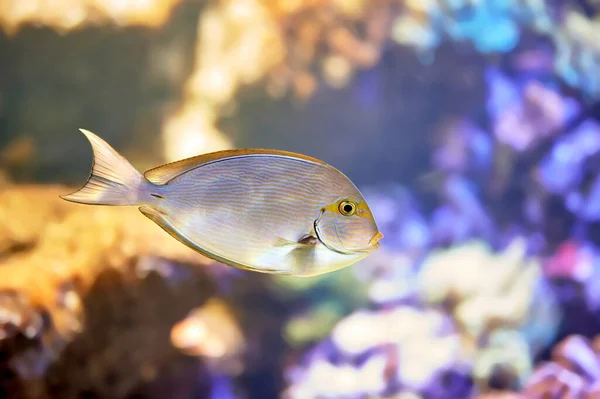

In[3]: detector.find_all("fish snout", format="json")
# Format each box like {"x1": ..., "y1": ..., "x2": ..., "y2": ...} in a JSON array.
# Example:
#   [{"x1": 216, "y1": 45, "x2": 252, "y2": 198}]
[{"x1": 368, "y1": 231, "x2": 384, "y2": 248}]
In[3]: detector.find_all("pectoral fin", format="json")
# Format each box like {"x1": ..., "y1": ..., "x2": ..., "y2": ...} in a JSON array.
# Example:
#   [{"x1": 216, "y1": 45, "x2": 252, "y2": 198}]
[
  {"x1": 271, "y1": 234, "x2": 319, "y2": 274},
  {"x1": 273, "y1": 234, "x2": 318, "y2": 248}
]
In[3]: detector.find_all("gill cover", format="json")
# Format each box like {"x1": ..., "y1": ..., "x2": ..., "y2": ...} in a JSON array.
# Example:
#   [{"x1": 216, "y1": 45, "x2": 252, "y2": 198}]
[{"x1": 314, "y1": 198, "x2": 380, "y2": 254}]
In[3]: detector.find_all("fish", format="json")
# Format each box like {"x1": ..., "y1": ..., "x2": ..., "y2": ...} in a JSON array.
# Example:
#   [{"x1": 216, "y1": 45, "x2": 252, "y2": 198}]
[{"x1": 60, "y1": 129, "x2": 383, "y2": 277}]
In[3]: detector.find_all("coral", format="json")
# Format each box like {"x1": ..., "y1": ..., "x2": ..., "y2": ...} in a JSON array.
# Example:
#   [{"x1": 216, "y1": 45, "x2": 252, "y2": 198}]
[
  {"x1": 522, "y1": 334, "x2": 600, "y2": 398},
  {"x1": 0, "y1": 184, "x2": 248, "y2": 398},
  {"x1": 283, "y1": 239, "x2": 560, "y2": 398},
  {"x1": 283, "y1": 305, "x2": 467, "y2": 399},
  {"x1": 0, "y1": 0, "x2": 185, "y2": 34},
  {"x1": 41, "y1": 268, "x2": 217, "y2": 399},
  {"x1": 491, "y1": 78, "x2": 577, "y2": 152},
  {"x1": 0, "y1": 184, "x2": 213, "y2": 334},
  {"x1": 477, "y1": 392, "x2": 525, "y2": 399},
  {"x1": 537, "y1": 120, "x2": 600, "y2": 197},
  {"x1": 5, "y1": 1, "x2": 600, "y2": 398},
  {"x1": 419, "y1": 239, "x2": 558, "y2": 340}
]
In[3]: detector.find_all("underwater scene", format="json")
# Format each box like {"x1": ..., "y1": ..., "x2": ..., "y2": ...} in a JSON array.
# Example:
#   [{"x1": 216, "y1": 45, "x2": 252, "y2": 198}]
[{"x1": 2, "y1": 0, "x2": 600, "y2": 398}]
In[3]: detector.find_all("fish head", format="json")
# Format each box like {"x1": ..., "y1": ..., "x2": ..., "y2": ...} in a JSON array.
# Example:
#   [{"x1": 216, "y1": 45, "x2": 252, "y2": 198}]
[{"x1": 314, "y1": 194, "x2": 383, "y2": 255}]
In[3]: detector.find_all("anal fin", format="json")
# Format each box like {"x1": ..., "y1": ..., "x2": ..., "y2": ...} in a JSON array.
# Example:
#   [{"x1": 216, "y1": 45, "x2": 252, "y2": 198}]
[
  {"x1": 139, "y1": 206, "x2": 292, "y2": 275},
  {"x1": 139, "y1": 206, "x2": 198, "y2": 251}
]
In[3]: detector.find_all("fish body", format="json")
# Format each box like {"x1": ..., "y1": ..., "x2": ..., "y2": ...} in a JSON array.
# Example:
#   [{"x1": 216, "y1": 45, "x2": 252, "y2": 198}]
[{"x1": 61, "y1": 129, "x2": 382, "y2": 277}]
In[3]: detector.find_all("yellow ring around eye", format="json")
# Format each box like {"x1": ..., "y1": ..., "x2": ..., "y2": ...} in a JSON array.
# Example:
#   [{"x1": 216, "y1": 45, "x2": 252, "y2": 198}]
[{"x1": 338, "y1": 201, "x2": 356, "y2": 216}]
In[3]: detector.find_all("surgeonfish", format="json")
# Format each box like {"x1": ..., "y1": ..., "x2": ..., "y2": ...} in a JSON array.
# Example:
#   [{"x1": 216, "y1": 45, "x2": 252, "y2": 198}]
[{"x1": 61, "y1": 129, "x2": 383, "y2": 277}]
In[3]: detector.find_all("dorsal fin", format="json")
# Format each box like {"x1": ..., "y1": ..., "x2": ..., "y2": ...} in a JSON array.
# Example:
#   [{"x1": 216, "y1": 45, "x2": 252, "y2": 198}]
[{"x1": 144, "y1": 148, "x2": 329, "y2": 185}]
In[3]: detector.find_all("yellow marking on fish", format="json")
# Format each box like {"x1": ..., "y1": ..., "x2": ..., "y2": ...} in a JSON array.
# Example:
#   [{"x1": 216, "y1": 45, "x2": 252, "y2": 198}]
[
  {"x1": 356, "y1": 201, "x2": 375, "y2": 220},
  {"x1": 322, "y1": 202, "x2": 340, "y2": 214},
  {"x1": 369, "y1": 231, "x2": 384, "y2": 247},
  {"x1": 322, "y1": 199, "x2": 374, "y2": 219}
]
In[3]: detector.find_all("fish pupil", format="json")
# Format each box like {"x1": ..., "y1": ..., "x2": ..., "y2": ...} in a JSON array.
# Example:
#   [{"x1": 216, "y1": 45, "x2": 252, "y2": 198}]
[{"x1": 343, "y1": 204, "x2": 353, "y2": 213}]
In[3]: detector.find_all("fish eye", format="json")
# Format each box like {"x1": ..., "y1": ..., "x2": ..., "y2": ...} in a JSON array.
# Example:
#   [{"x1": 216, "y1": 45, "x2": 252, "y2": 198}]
[{"x1": 338, "y1": 201, "x2": 356, "y2": 216}]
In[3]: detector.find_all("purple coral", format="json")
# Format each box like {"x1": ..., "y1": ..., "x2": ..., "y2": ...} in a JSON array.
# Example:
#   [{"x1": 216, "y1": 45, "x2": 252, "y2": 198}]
[
  {"x1": 523, "y1": 335, "x2": 600, "y2": 398},
  {"x1": 489, "y1": 71, "x2": 579, "y2": 152}
]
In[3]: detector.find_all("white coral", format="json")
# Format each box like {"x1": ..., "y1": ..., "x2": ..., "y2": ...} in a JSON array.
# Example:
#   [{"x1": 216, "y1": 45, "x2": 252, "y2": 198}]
[
  {"x1": 418, "y1": 238, "x2": 542, "y2": 338},
  {"x1": 283, "y1": 354, "x2": 388, "y2": 399}
]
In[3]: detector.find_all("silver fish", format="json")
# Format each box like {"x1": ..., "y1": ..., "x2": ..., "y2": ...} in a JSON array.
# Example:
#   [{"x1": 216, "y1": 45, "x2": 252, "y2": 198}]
[{"x1": 61, "y1": 129, "x2": 383, "y2": 277}]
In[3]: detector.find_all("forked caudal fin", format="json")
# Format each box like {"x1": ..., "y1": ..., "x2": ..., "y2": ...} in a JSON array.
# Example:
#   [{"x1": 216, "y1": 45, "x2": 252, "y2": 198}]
[{"x1": 60, "y1": 129, "x2": 147, "y2": 206}]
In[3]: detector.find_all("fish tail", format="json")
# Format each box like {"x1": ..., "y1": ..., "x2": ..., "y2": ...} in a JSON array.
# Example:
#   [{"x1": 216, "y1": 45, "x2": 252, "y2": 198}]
[{"x1": 60, "y1": 129, "x2": 148, "y2": 206}]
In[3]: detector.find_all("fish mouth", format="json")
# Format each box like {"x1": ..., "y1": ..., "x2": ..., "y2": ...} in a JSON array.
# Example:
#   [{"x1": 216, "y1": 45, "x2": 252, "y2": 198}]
[
  {"x1": 351, "y1": 231, "x2": 383, "y2": 253},
  {"x1": 369, "y1": 231, "x2": 384, "y2": 248}
]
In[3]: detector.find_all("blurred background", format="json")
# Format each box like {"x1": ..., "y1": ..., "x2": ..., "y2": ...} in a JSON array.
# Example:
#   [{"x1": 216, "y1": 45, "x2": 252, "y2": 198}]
[{"x1": 2, "y1": 0, "x2": 600, "y2": 398}]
